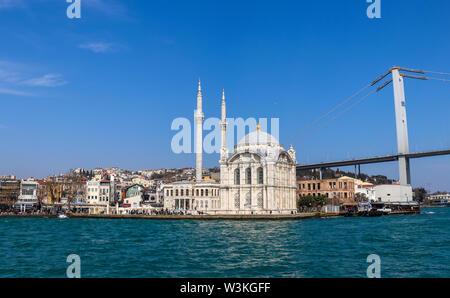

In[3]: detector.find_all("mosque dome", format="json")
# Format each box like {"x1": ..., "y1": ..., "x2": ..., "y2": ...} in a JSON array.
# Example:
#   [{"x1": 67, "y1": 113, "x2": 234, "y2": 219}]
[
  {"x1": 237, "y1": 130, "x2": 279, "y2": 147},
  {"x1": 234, "y1": 126, "x2": 284, "y2": 163}
]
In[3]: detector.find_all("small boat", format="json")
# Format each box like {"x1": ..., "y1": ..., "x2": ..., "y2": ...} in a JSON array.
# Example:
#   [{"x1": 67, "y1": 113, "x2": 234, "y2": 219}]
[{"x1": 58, "y1": 214, "x2": 68, "y2": 219}]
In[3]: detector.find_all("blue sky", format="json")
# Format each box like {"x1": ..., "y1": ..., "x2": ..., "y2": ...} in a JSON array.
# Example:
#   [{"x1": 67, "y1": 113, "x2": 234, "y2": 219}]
[{"x1": 0, "y1": 0, "x2": 449, "y2": 191}]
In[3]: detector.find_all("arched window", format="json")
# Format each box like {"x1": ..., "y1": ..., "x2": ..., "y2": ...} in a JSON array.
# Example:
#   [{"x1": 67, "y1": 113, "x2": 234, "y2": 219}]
[
  {"x1": 175, "y1": 189, "x2": 178, "y2": 196},
  {"x1": 205, "y1": 189, "x2": 208, "y2": 196},
  {"x1": 196, "y1": 189, "x2": 199, "y2": 196},
  {"x1": 257, "y1": 167, "x2": 263, "y2": 184},
  {"x1": 246, "y1": 168, "x2": 252, "y2": 184},
  {"x1": 234, "y1": 168, "x2": 240, "y2": 185}
]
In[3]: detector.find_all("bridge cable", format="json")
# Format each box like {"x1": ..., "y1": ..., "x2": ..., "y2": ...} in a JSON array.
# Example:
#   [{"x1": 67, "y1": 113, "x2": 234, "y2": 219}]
[
  {"x1": 286, "y1": 83, "x2": 372, "y2": 144},
  {"x1": 427, "y1": 76, "x2": 450, "y2": 83},
  {"x1": 294, "y1": 88, "x2": 378, "y2": 145},
  {"x1": 423, "y1": 70, "x2": 450, "y2": 76}
]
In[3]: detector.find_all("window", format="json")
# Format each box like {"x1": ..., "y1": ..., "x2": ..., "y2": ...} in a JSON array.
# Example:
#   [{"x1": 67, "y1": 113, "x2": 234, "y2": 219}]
[
  {"x1": 234, "y1": 195, "x2": 240, "y2": 209},
  {"x1": 201, "y1": 189, "x2": 204, "y2": 196},
  {"x1": 257, "y1": 194, "x2": 263, "y2": 208},
  {"x1": 196, "y1": 189, "x2": 199, "y2": 196},
  {"x1": 245, "y1": 193, "x2": 251, "y2": 207},
  {"x1": 181, "y1": 189, "x2": 184, "y2": 196},
  {"x1": 206, "y1": 189, "x2": 208, "y2": 196},
  {"x1": 175, "y1": 189, "x2": 178, "y2": 196},
  {"x1": 257, "y1": 168, "x2": 263, "y2": 184},
  {"x1": 246, "y1": 168, "x2": 251, "y2": 184},
  {"x1": 234, "y1": 169, "x2": 240, "y2": 185}
]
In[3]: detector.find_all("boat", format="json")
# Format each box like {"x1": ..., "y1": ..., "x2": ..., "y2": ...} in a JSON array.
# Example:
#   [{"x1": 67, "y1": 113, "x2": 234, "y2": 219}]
[{"x1": 58, "y1": 214, "x2": 68, "y2": 219}]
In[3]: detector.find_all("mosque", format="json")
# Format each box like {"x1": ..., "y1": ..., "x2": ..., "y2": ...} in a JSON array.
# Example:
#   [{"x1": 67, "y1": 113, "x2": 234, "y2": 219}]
[{"x1": 163, "y1": 81, "x2": 298, "y2": 215}]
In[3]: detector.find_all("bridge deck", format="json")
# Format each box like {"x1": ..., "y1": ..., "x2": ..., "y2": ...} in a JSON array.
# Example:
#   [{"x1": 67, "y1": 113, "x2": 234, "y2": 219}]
[{"x1": 296, "y1": 149, "x2": 450, "y2": 170}]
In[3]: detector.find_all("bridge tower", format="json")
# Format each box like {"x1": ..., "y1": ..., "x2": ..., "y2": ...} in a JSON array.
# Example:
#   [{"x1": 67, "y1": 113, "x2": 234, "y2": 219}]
[{"x1": 391, "y1": 68, "x2": 411, "y2": 185}]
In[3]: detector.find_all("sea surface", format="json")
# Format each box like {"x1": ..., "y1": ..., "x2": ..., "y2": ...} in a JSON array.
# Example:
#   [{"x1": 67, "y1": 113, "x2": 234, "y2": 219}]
[{"x1": 0, "y1": 208, "x2": 449, "y2": 278}]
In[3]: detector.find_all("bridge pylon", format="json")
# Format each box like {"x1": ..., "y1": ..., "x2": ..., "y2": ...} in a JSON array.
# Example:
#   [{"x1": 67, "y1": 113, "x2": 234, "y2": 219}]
[{"x1": 391, "y1": 68, "x2": 411, "y2": 185}]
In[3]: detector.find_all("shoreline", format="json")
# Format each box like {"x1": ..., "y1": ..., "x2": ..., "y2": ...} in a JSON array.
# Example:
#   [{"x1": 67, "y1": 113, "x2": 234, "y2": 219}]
[{"x1": 0, "y1": 210, "x2": 421, "y2": 220}]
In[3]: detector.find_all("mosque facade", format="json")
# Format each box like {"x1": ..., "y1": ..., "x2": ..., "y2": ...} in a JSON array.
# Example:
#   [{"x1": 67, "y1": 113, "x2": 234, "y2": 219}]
[{"x1": 163, "y1": 81, "x2": 297, "y2": 215}]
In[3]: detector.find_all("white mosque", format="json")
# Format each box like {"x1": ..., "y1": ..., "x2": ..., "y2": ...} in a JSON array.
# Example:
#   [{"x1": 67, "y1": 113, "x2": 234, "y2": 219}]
[{"x1": 163, "y1": 81, "x2": 297, "y2": 215}]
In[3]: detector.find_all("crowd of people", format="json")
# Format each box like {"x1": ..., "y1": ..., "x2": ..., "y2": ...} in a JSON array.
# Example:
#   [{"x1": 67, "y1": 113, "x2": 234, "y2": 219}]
[
  {"x1": 0, "y1": 207, "x2": 60, "y2": 216},
  {"x1": 0, "y1": 206, "x2": 205, "y2": 217}
]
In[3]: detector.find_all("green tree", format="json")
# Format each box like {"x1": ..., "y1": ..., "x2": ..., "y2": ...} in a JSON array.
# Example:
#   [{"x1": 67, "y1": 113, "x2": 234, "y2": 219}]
[
  {"x1": 297, "y1": 195, "x2": 327, "y2": 212},
  {"x1": 413, "y1": 188, "x2": 428, "y2": 203}
]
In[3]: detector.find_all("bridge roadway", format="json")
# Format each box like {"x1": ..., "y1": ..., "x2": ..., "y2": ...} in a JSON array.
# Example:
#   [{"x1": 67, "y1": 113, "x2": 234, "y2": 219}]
[{"x1": 296, "y1": 149, "x2": 450, "y2": 171}]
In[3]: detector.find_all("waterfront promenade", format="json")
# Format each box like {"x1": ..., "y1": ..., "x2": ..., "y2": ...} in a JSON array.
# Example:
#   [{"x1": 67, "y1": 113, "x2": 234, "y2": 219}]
[
  {"x1": 0, "y1": 210, "x2": 420, "y2": 220},
  {"x1": 67, "y1": 212, "x2": 321, "y2": 220}
]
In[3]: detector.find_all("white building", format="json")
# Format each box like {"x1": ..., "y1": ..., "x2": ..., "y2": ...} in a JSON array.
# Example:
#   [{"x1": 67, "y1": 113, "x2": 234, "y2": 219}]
[
  {"x1": 428, "y1": 193, "x2": 450, "y2": 203},
  {"x1": 15, "y1": 180, "x2": 39, "y2": 212},
  {"x1": 356, "y1": 184, "x2": 413, "y2": 203},
  {"x1": 163, "y1": 81, "x2": 297, "y2": 215},
  {"x1": 86, "y1": 178, "x2": 114, "y2": 214},
  {"x1": 219, "y1": 129, "x2": 297, "y2": 215},
  {"x1": 163, "y1": 180, "x2": 220, "y2": 212}
]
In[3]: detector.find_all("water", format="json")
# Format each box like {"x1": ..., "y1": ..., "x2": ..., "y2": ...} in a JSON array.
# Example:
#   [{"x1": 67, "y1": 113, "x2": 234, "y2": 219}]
[{"x1": 0, "y1": 208, "x2": 449, "y2": 278}]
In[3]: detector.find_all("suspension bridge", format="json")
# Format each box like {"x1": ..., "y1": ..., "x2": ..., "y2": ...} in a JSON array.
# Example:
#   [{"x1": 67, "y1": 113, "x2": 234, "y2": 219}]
[{"x1": 294, "y1": 66, "x2": 450, "y2": 185}]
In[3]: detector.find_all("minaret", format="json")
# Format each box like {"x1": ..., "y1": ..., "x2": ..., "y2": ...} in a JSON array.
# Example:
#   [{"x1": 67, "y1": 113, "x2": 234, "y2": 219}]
[
  {"x1": 220, "y1": 89, "x2": 228, "y2": 162},
  {"x1": 195, "y1": 79, "x2": 204, "y2": 182}
]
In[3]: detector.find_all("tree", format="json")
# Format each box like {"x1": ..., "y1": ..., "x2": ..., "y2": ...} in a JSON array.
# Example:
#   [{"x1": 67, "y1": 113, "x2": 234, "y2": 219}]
[
  {"x1": 355, "y1": 193, "x2": 368, "y2": 203},
  {"x1": 297, "y1": 195, "x2": 327, "y2": 212},
  {"x1": 413, "y1": 188, "x2": 428, "y2": 203}
]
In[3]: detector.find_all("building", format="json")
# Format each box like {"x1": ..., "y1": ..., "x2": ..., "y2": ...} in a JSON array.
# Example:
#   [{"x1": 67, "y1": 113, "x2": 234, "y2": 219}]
[
  {"x1": 355, "y1": 183, "x2": 414, "y2": 203},
  {"x1": 297, "y1": 176, "x2": 356, "y2": 203},
  {"x1": 427, "y1": 193, "x2": 450, "y2": 205},
  {"x1": 86, "y1": 178, "x2": 115, "y2": 214},
  {"x1": 0, "y1": 179, "x2": 20, "y2": 209},
  {"x1": 163, "y1": 81, "x2": 297, "y2": 215},
  {"x1": 371, "y1": 184, "x2": 413, "y2": 203},
  {"x1": 122, "y1": 184, "x2": 145, "y2": 208},
  {"x1": 163, "y1": 180, "x2": 220, "y2": 212},
  {"x1": 15, "y1": 180, "x2": 39, "y2": 212},
  {"x1": 219, "y1": 126, "x2": 297, "y2": 215},
  {"x1": 37, "y1": 180, "x2": 48, "y2": 204}
]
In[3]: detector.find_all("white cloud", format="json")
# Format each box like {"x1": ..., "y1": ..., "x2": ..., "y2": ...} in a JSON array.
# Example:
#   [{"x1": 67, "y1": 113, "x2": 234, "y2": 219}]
[
  {"x1": 78, "y1": 42, "x2": 116, "y2": 53},
  {"x1": 0, "y1": 87, "x2": 33, "y2": 96},
  {"x1": 21, "y1": 74, "x2": 67, "y2": 87},
  {"x1": 0, "y1": 61, "x2": 67, "y2": 96}
]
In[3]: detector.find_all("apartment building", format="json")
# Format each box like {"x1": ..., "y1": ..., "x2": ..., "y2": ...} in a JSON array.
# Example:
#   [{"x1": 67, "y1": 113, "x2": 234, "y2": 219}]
[{"x1": 297, "y1": 176, "x2": 356, "y2": 203}]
